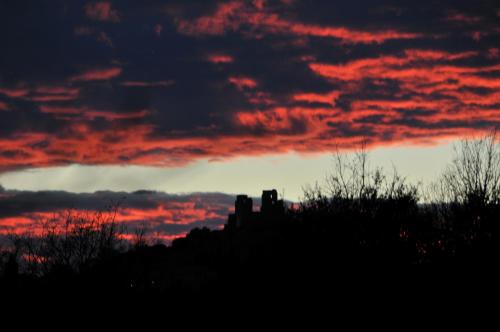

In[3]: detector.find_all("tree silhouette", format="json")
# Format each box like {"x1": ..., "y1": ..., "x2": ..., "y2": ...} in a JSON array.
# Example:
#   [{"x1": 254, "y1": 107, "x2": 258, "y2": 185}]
[
  {"x1": 441, "y1": 130, "x2": 500, "y2": 207},
  {"x1": 9, "y1": 205, "x2": 124, "y2": 276}
]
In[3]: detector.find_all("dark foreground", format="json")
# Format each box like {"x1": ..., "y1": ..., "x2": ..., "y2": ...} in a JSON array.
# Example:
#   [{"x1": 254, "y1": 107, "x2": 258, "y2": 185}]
[{"x1": 1, "y1": 195, "x2": 500, "y2": 298}]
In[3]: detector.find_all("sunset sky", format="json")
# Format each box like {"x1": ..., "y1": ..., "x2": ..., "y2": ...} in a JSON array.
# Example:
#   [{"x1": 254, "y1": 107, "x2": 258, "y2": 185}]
[{"x1": 1, "y1": 0, "x2": 499, "y2": 241}]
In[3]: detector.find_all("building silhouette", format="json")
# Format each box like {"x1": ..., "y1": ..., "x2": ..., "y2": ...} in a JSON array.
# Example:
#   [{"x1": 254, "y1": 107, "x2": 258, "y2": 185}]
[{"x1": 226, "y1": 189, "x2": 285, "y2": 229}]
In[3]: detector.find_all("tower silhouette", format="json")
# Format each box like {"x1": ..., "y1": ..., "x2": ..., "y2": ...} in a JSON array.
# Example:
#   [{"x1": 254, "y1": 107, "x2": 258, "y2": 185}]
[{"x1": 226, "y1": 189, "x2": 285, "y2": 229}]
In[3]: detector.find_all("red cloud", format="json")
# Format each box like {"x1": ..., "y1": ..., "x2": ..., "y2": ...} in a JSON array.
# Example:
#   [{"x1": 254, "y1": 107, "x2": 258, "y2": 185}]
[
  {"x1": 116, "y1": 203, "x2": 226, "y2": 226},
  {"x1": 308, "y1": 49, "x2": 498, "y2": 90},
  {"x1": 235, "y1": 107, "x2": 331, "y2": 132},
  {"x1": 0, "y1": 87, "x2": 29, "y2": 98},
  {"x1": 488, "y1": 48, "x2": 500, "y2": 59},
  {"x1": 35, "y1": 86, "x2": 79, "y2": 95},
  {"x1": 0, "y1": 201, "x2": 231, "y2": 244},
  {"x1": 229, "y1": 76, "x2": 258, "y2": 90},
  {"x1": 247, "y1": 91, "x2": 275, "y2": 106},
  {"x1": 303, "y1": 49, "x2": 499, "y2": 134},
  {"x1": 84, "y1": 1, "x2": 120, "y2": 23},
  {"x1": 31, "y1": 95, "x2": 78, "y2": 102},
  {"x1": 175, "y1": 1, "x2": 420, "y2": 44},
  {"x1": 0, "y1": 85, "x2": 79, "y2": 102},
  {"x1": 177, "y1": 2, "x2": 244, "y2": 36},
  {"x1": 0, "y1": 49, "x2": 497, "y2": 172},
  {"x1": 207, "y1": 54, "x2": 234, "y2": 64},
  {"x1": 286, "y1": 23, "x2": 420, "y2": 44},
  {"x1": 2, "y1": 2, "x2": 498, "y2": 175},
  {"x1": 223, "y1": 50, "x2": 498, "y2": 154},
  {"x1": 84, "y1": 109, "x2": 149, "y2": 121},
  {"x1": 0, "y1": 215, "x2": 42, "y2": 235},
  {"x1": 0, "y1": 104, "x2": 494, "y2": 172},
  {"x1": 253, "y1": 0, "x2": 266, "y2": 10},
  {"x1": 39, "y1": 106, "x2": 149, "y2": 121},
  {"x1": 31, "y1": 86, "x2": 80, "y2": 102},
  {"x1": 404, "y1": 49, "x2": 478, "y2": 61},
  {"x1": 70, "y1": 67, "x2": 122, "y2": 82},
  {"x1": 0, "y1": 48, "x2": 497, "y2": 171},
  {"x1": 293, "y1": 91, "x2": 340, "y2": 107}
]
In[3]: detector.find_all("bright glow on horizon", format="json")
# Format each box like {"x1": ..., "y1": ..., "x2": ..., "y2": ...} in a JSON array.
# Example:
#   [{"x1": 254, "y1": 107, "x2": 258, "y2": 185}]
[{"x1": 0, "y1": 142, "x2": 456, "y2": 201}]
